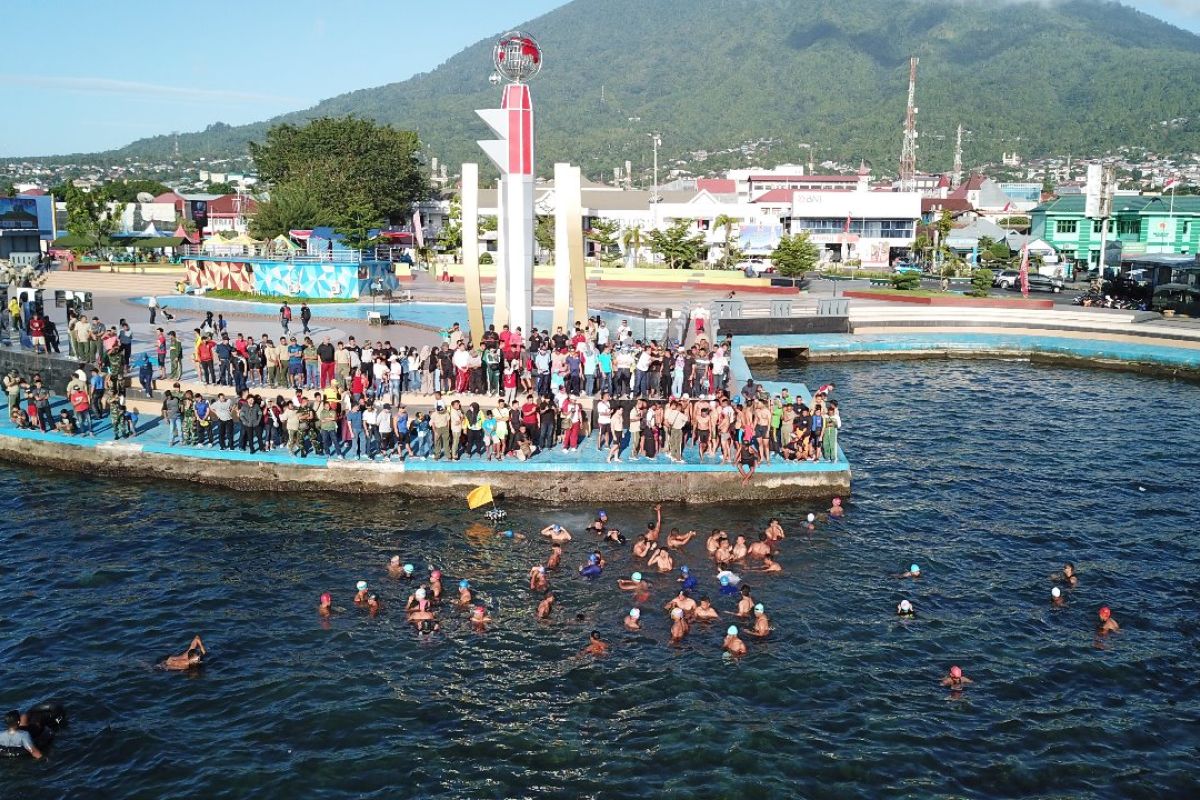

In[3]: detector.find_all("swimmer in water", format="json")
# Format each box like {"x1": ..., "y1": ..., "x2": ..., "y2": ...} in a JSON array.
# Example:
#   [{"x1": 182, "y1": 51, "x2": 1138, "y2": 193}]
[
  {"x1": 664, "y1": 590, "x2": 697, "y2": 618},
  {"x1": 731, "y1": 535, "x2": 749, "y2": 562},
  {"x1": 540, "y1": 524, "x2": 572, "y2": 543},
  {"x1": 579, "y1": 554, "x2": 603, "y2": 578},
  {"x1": 388, "y1": 556, "x2": 403, "y2": 578},
  {"x1": 670, "y1": 607, "x2": 690, "y2": 643},
  {"x1": 406, "y1": 586, "x2": 428, "y2": 612},
  {"x1": 1051, "y1": 587, "x2": 1064, "y2": 607},
  {"x1": 537, "y1": 593, "x2": 555, "y2": 620},
  {"x1": 747, "y1": 533, "x2": 772, "y2": 561},
  {"x1": 367, "y1": 594, "x2": 380, "y2": 617},
  {"x1": 163, "y1": 635, "x2": 207, "y2": 670},
  {"x1": 529, "y1": 565, "x2": 549, "y2": 592},
  {"x1": 765, "y1": 519, "x2": 785, "y2": 542},
  {"x1": 723, "y1": 625, "x2": 747, "y2": 656},
  {"x1": 693, "y1": 596, "x2": 720, "y2": 621},
  {"x1": 603, "y1": 527, "x2": 627, "y2": 545},
  {"x1": 736, "y1": 585, "x2": 756, "y2": 617},
  {"x1": 666, "y1": 528, "x2": 697, "y2": 549},
  {"x1": 1097, "y1": 606, "x2": 1119, "y2": 633},
  {"x1": 457, "y1": 580, "x2": 473, "y2": 607},
  {"x1": 648, "y1": 545, "x2": 673, "y2": 573},
  {"x1": 1058, "y1": 562, "x2": 1078, "y2": 588},
  {"x1": 897, "y1": 599, "x2": 915, "y2": 617},
  {"x1": 624, "y1": 608, "x2": 642, "y2": 630},
  {"x1": 804, "y1": 512, "x2": 816, "y2": 532},
  {"x1": 547, "y1": 543, "x2": 563, "y2": 570},
  {"x1": 354, "y1": 580, "x2": 370, "y2": 604},
  {"x1": 429, "y1": 570, "x2": 443, "y2": 601},
  {"x1": 714, "y1": 535, "x2": 733, "y2": 566},
  {"x1": 828, "y1": 498, "x2": 844, "y2": 518},
  {"x1": 318, "y1": 592, "x2": 333, "y2": 618},
  {"x1": 747, "y1": 604, "x2": 771, "y2": 637},
  {"x1": 940, "y1": 665, "x2": 972, "y2": 690},
  {"x1": 591, "y1": 551, "x2": 607, "y2": 569},
  {"x1": 496, "y1": 529, "x2": 526, "y2": 541},
  {"x1": 407, "y1": 595, "x2": 435, "y2": 623},
  {"x1": 758, "y1": 555, "x2": 782, "y2": 573},
  {"x1": 618, "y1": 572, "x2": 650, "y2": 603},
  {"x1": 645, "y1": 504, "x2": 663, "y2": 542},
  {"x1": 582, "y1": 630, "x2": 609, "y2": 657},
  {"x1": 705, "y1": 529, "x2": 724, "y2": 554},
  {"x1": 898, "y1": 563, "x2": 921, "y2": 579},
  {"x1": 633, "y1": 534, "x2": 655, "y2": 559},
  {"x1": 678, "y1": 565, "x2": 698, "y2": 593},
  {"x1": 470, "y1": 605, "x2": 492, "y2": 630}
]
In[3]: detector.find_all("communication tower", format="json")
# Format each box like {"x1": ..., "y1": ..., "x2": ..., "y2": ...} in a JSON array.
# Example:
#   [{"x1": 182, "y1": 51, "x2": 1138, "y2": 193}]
[{"x1": 898, "y1": 56, "x2": 919, "y2": 192}]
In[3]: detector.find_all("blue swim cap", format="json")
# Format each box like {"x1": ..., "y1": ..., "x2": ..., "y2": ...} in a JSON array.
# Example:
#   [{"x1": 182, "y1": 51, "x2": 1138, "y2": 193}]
[
  {"x1": 910, "y1": 563, "x2": 920, "y2": 574},
  {"x1": 598, "y1": 509, "x2": 607, "y2": 518},
  {"x1": 727, "y1": 625, "x2": 738, "y2": 636},
  {"x1": 720, "y1": 575, "x2": 730, "y2": 586},
  {"x1": 631, "y1": 572, "x2": 642, "y2": 582},
  {"x1": 403, "y1": 563, "x2": 414, "y2": 574},
  {"x1": 503, "y1": 530, "x2": 514, "y2": 538},
  {"x1": 589, "y1": 554, "x2": 598, "y2": 564},
  {"x1": 459, "y1": 580, "x2": 469, "y2": 589},
  {"x1": 754, "y1": 603, "x2": 764, "y2": 613},
  {"x1": 681, "y1": 566, "x2": 689, "y2": 575}
]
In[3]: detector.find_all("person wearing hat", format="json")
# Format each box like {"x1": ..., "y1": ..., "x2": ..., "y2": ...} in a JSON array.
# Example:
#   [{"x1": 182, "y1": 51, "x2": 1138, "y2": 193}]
[
  {"x1": 1097, "y1": 606, "x2": 1119, "y2": 633},
  {"x1": 723, "y1": 625, "x2": 747, "y2": 656},
  {"x1": 354, "y1": 581, "x2": 370, "y2": 605}
]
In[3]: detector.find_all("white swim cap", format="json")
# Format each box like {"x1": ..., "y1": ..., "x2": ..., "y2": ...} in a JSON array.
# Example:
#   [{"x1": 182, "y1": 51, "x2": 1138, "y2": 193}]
[
  {"x1": 630, "y1": 608, "x2": 641, "y2": 619},
  {"x1": 898, "y1": 600, "x2": 913, "y2": 613},
  {"x1": 671, "y1": 607, "x2": 684, "y2": 619},
  {"x1": 356, "y1": 580, "x2": 368, "y2": 591},
  {"x1": 807, "y1": 513, "x2": 815, "y2": 523},
  {"x1": 1051, "y1": 587, "x2": 1061, "y2": 598},
  {"x1": 727, "y1": 625, "x2": 738, "y2": 636},
  {"x1": 415, "y1": 587, "x2": 426, "y2": 600}
]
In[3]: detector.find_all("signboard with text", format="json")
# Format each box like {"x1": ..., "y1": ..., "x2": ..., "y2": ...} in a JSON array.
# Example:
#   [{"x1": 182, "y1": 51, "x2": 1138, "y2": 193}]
[
  {"x1": 0, "y1": 197, "x2": 38, "y2": 230},
  {"x1": 190, "y1": 200, "x2": 209, "y2": 230}
]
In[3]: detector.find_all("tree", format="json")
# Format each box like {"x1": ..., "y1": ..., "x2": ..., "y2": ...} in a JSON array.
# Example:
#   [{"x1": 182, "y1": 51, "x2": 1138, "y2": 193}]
[
  {"x1": 969, "y1": 268, "x2": 994, "y2": 297},
  {"x1": 648, "y1": 219, "x2": 706, "y2": 269},
  {"x1": 622, "y1": 224, "x2": 645, "y2": 267},
  {"x1": 249, "y1": 116, "x2": 427, "y2": 223},
  {"x1": 103, "y1": 179, "x2": 172, "y2": 203},
  {"x1": 771, "y1": 232, "x2": 820, "y2": 277},
  {"x1": 335, "y1": 199, "x2": 382, "y2": 251},
  {"x1": 2, "y1": 184, "x2": 15, "y2": 198},
  {"x1": 248, "y1": 182, "x2": 333, "y2": 240},
  {"x1": 713, "y1": 213, "x2": 739, "y2": 268},
  {"x1": 535, "y1": 214, "x2": 555, "y2": 260},
  {"x1": 589, "y1": 218, "x2": 622, "y2": 265},
  {"x1": 206, "y1": 181, "x2": 236, "y2": 195},
  {"x1": 64, "y1": 183, "x2": 117, "y2": 255},
  {"x1": 437, "y1": 200, "x2": 462, "y2": 257}
]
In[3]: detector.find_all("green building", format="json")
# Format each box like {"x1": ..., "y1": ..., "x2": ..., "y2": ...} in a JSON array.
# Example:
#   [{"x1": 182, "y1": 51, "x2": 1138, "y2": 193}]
[{"x1": 1030, "y1": 194, "x2": 1200, "y2": 272}]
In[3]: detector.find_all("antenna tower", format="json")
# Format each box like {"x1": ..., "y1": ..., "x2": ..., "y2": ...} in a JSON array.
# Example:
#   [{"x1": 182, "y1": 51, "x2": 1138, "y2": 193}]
[
  {"x1": 951, "y1": 124, "x2": 963, "y2": 188},
  {"x1": 898, "y1": 56, "x2": 919, "y2": 192}
]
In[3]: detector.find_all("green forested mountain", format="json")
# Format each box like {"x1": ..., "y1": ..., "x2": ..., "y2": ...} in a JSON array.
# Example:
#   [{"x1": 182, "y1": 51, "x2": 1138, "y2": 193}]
[{"x1": 40, "y1": 0, "x2": 1200, "y2": 178}]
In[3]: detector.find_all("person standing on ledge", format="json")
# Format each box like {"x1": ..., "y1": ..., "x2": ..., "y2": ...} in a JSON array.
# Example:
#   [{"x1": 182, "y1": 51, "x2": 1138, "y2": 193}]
[
  {"x1": 148, "y1": 294, "x2": 158, "y2": 324},
  {"x1": 279, "y1": 301, "x2": 292, "y2": 335},
  {"x1": 300, "y1": 302, "x2": 312, "y2": 336}
]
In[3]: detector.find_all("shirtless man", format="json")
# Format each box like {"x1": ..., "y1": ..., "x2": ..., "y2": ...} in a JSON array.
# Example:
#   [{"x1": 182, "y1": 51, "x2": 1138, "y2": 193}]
[
  {"x1": 666, "y1": 528, "x2": 697, "y2": 549},
  {"x1": 693, "y1": 596, "x2": 720, "y2": 621},
  {"x1": 705, "y1": 529, "x2": 724, "y2": 555},
  {"x1": 765, "y1": 519, "x2": 785, "y2": 543},
  {"x1": 723, "y1": 625, "x2": 747, "y2": 656},
  {"x1": 828, "y1": 498, "x2": 844, "y2": 518},
  {"x1": 529, "y1": 565, "x2": 549, "y2": 592},
  {"x1": 664, "y1": 590, "x2": 697, "y2": 618},
  {"x1": 540, "y1": 524, "x2": 572, "y2": 543},
  {"x1": 457, "y1": 580, "x2": 473, "y2": 607},
  {"x1": 647, "y1": 546, "x2": 673, "y2": 573},
  {"x1": 731, "y1": 535, "x2": 749, "y2": 562},
  {"x1": 1098, "y1": 606, "x2": 1120, "y2": 633},
  {"x1": 388, "y1": 556, "x2": 404, "y2": 578},
  {"x1": 735, "y1": 585, "x2": 756, "y2": 617},
  {"x1": 354, "y1": 580, "x2": 370, "y2": 604},
  {"x1": 670, "y1": 607, "x2": 690, "y2": 643},
  {"x1": 546, "y1": 543, "x2": 563, "y2": 571},
  {"x1": 714, "y1": 536, "x2": 734, "y2": 567},
  {"x1": 624, "y1": 608, "x2": 642, "y2": 630},
  {"x1": 753, "y1": 401, "x2": 771, "y2": 464},
  {"x1": 429, "y1": 570, "x2": 443, "y2": 601},
  {"x1": 747, "y1": 533, "x2": 772, "y2": 561},
  {"x1": 318, "y1": 592, "x2": 333, "y2": 618},
  {"x1": 940, "y1": 665, "x2": 973, "y2": 690},
  {"x1": 633, "y1": 535, "x2": 656, "y2": 559},
  {"x1": 644, "y1": 503, "x2": 663, "y2": 543},
  {"x1": 163, "y1": 635, "x2": 207, "y2": 670},
  {"x1": 470, "y1": 605, "x2": 492, "y2": 630},
  {"x1": 536, "y1": 593, "x2": 555, "y2": 620},
  {"x1": 582, "y1": 630, "x2": 609, "y2": 656},
  {"x1": 747, "y1": 604, "x2": 771, "y2": 637},
  {"x1": 758, "y1": 555, "x2": 783, "y2": 573},
  {"x1": 617, "y1": 572, "x2": 651, "y2": 604},
  {"x1": 693, "y1": 405, "x2": 714, "y2": 458}
]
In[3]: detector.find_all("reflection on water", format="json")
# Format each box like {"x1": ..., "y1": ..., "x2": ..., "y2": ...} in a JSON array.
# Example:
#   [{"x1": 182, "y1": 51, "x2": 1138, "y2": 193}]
[{"x1": 1, "y1": 360, "x2": 1198, "y2": 799}]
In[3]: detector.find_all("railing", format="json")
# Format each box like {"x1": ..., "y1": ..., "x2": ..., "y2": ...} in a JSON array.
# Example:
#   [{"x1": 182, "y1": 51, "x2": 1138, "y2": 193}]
[{"x1": 178, "y1": 245, "x2": 362, "y2": 264}]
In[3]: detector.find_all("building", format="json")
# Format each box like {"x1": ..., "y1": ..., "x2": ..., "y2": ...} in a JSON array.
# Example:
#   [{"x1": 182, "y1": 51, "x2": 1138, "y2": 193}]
[
  {"x1": 1031, "y1": 194, "x2": 1200, "y2": 272},
  {"x1": 785, "y1": 188, "x2": 920, "y2": 266}
]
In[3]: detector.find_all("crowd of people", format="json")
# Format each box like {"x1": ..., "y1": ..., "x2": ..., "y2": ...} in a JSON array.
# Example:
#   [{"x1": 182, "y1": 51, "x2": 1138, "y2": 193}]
[{"x1": 2, "y1": 305, "x2": 845, "y2": 476}]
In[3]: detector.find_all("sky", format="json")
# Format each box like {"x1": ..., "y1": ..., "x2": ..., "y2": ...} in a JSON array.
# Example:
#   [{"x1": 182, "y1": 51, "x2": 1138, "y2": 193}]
[{"x1": 2, "y1": 0, "x2": 1198, "y2": 158}]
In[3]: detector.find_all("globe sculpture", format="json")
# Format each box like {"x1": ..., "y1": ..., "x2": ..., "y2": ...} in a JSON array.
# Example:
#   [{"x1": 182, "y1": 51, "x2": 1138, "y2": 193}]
[{"x1": 493, "y1": 31, "x2": 543, "y2": 84}]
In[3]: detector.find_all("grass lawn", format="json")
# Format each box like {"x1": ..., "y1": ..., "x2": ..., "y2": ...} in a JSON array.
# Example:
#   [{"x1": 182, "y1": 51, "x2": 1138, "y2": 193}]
[{"x1": 204, "y1": 290, "x2": 357, "y2": 304}]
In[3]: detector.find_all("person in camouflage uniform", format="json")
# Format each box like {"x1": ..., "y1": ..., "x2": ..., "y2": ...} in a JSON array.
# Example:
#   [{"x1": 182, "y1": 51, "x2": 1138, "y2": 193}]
[
  {"x1": 180, "y1": 391, "x2": 197, "y2": 446},
  {"x1": 105, "y1": 345, "x2": 127, "y2": 396},
  {"x1": 109, "y1": 395, "x2": 129, "y2": 440}
]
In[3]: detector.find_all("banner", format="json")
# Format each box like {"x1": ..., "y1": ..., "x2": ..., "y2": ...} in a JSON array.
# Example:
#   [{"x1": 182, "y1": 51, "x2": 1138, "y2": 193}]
[
  {"x1": 1018, "y1": 244, "x2": 1030, "y2": 298},
  {"x1": 466, "y1": 484, "x2": 494, "y2": 510},
  {"x1": 0, "y1": 197, "x2": 38, "y2": 230},
  {"x1": 190, "y1": 200, "x2": 209, "y2": 231}
]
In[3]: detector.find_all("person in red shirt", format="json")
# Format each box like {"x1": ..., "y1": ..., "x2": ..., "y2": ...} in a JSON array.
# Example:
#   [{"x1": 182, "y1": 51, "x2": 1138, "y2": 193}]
[
  {"x1": 28, "y1": 314, "x2": 46, "y2": 353},
  {"x1": 197, "y1": 336, "x2": 217, "y2": 384},
  {"x1": 520, "y1": 394, "x2": 539, "y2": 440},
  {"x1": 69, "y1": 386, "x2": 93, "y2": 436}
]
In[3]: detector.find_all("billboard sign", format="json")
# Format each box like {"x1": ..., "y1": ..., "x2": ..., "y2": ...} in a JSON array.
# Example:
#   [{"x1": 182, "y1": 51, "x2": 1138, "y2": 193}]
[
  {"x1": 0, "y1": 197, "x2": 38, "y2": 230},
  {"x1": 1084, "y1": 164, "x2": 1102, "y2": 219},
  {"x1": 190, "y1": 200, "x2": 209, "y2": 230},
  {"x1": 739, "y1": 223, "x2": 782, "y2": 255}
]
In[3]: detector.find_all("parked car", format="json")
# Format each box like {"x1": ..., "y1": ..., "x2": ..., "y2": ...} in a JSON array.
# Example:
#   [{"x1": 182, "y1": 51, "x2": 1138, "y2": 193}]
[
  {"x1": 1003, "y1": 273, "x2": 1065, "y2": 293},
  {"x1": 1151, "y1": 284, "x2": 1200, "y2": 316},
  {"x1": 892, "y1": 261, "x2": 922, "y2": 275},
  {"x1": 738, "y1": 257, "x2": 775, "y2": 276},
  {"x1": 992, "y1": 269, "x2": 1020, "y2": 288}
]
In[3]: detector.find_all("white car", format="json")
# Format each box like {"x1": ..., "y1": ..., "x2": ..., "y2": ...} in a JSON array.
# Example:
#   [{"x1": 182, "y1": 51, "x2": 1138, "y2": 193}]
[{"x1": 738, "y1": 258, "x2": 775, "y2": 276}]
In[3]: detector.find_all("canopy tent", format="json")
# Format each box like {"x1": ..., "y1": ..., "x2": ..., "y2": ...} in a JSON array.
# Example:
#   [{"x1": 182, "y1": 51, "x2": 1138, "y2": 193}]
[
  {"x1": 225, "y1": 233, "x2": 263, "y2": 247},
  {"x1": 141, "y1": 222, "x2": 164, "y2": 237},
  {"x1": 173, "y1": 224, "x2": 197, "y2": 244}
]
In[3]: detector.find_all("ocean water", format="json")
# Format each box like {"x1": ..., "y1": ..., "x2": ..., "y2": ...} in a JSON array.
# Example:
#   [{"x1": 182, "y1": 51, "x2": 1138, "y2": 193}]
[{"x1": 1, "y1": 359, "x2": 1198, "y2": 799}]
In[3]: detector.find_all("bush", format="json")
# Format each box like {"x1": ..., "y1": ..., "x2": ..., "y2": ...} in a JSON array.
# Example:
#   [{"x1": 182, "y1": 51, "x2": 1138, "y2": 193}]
[
  {"x1": 479, "y1": 252, "x2": 494, "y2": 265},
  {"x1": 969, "y1": 268, "x2": 994, "y2": 297},
  {"x1": 890, "y1": 271, "x2": 921, "y2": 290}
]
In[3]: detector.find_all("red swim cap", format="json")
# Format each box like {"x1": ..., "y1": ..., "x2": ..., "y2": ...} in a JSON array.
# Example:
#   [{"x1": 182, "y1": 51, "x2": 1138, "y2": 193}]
[
  {"x1": 320, "y1": 593, "x2": 331, "y2": 604},
  {"x1": 950, "y1": 665, "x2": 962, "y2": 679},
  {"x1": 1098, "y1": 606, "x2": 1111, "y2": 620}
]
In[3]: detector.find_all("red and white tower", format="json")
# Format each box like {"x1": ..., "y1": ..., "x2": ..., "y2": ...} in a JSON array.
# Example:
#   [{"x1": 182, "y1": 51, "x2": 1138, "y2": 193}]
[{"x1": 476, "y1": 31, "x2": 542, "y2": 336}]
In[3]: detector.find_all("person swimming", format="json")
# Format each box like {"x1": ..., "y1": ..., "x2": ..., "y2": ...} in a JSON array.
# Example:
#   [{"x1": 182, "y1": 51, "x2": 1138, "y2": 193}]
[
  {"x1": 723, "y1": 625, "x2": 747, "y2": 656},
  {"x1": 899, "y1": 563, "x2": 921, "y2": 579},
  {"x1": 758, "y1": 555, "x2": 782, "y2": 573},
  {"x1": 828, "y1": 498, "x2": 844, "y2": 518},
  {"x1": 579, "y1": 554, "x2": 603, "y2": 579},
  {"x1": 366, "y1": 594, "x2": 380, "y2": 617},
  {"x1": 940, "y1": 665, "x2": 972, "y2": 690},
  {"x1": 897, "y1": 599, "x2": 915, "y2": 617},
  {"x1": 624, "y1": 608, "x2": 642, "y2": 630},
  {"x1": 406, "y1": 586, "x2": 428, "y2": 612},
  {"x1": 693, "y1": 596, "x2": 720, "y2": 621},
  {"x1": 1098, "y1": 605, "x2": 1119, "y2": 633},
  {"x1": 537, "y1": 593, "x2": 555, "y2": 620},
  {"x1": 387, "y1": 556, "x2": 403, "y2": 578},
  {"x1": 666, "y1": 528, "x2": 697, "y2": 549},
  {"x1": 746, "y1": 534, "x2": 772, "y2": 561},
  {"x1": 496, "y1": 529, "x2": 526, "y2": 541},
  {"x1": 678, "y1": 566, "x2": 698, "y2": 593},
  {"x1": 529, "y1": 565, "x2": 549, "y2": 592},
  {"x1": 547, "y1": 543, "x2": 563, "y2": 570},
  {"x1": 765, "y1": 519, "x2": 785, "y2": 542},
  {"x1": 318, "y1": 592, "x2": 333, "y2": 618},
  {"x1": 354, "y1": 580, "x2": 370, "y2": 604},
  {"x1": 664, "y1": 590, "x2": 697, "y2": 618},
  {"x1": 583, "y1": 630, "x2": 609, "y2": 656},
  {"x1": 457, "y1": 580, "x2": 473, "y2": 606},
  {"x1": 470, "y1": 605, "x2": 492, "y2": 630},
  {"x1": 731, "y1": 535, "x2": 749, "y2": 562},
  {"x1": 429, "y1": 570, "x2": 443, "y2": 601},
  {"x1": 735, "y1": 585, "x2": 756, "y2": 617},
  {"x1": 540, "y1": 524, "x2": 572, "y2": 543},
  {"x1": 163, "y1": 635, "x2": 207, "y2": 670},
  {"x1": 603, "y1": 527, "x2": 627, "y2": 545},
  {"x1": 747, "y1": 604, "x2": 771, "y2": 637},
  {"x1": 648, "y1": 546, "x2": 673, "y2": 573},
  {"x1": 1051, "y1": 587, "x2": 1064, "y2": 607},
  {"x1": 804, "y1": 513, "x2": 816, "y2": 532},
  {"x1": 670, "y1": 607, "x2": 690, "y2": 643},
  {"x1": 1059, "y1": 563, "x2": 1078, "y2": 588}
]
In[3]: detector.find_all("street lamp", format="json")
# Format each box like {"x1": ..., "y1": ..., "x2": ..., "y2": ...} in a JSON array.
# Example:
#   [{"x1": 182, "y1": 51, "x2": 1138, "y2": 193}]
[{"x1": 649, "y1": 132, "x2": 662, "y2": 229}]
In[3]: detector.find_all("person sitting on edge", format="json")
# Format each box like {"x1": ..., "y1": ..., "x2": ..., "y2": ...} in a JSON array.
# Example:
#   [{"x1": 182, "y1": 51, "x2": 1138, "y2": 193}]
[{"x1": 163, "y1": 635, "x2": 207, "y2": 670}]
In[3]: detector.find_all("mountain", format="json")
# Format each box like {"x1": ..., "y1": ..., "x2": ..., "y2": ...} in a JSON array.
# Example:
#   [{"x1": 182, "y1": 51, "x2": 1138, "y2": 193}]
[{"x1": 39, "y1": 0, "x2": 1200, "y2": 178}]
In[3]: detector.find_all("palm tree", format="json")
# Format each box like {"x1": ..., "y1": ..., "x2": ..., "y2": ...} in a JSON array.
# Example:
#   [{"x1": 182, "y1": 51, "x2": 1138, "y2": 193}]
[
  {"x1": 622, "y1": 224, "x2": 644, "y2": 268},
  {"x1": 713, "y1": 214, "x2": 739, "y2": 268}
]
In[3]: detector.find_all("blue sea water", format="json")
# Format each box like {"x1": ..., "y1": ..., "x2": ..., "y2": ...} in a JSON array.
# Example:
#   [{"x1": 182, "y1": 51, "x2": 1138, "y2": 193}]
[{"x1": 1, "y1": 359, "x2": 1198, "y2": 799}]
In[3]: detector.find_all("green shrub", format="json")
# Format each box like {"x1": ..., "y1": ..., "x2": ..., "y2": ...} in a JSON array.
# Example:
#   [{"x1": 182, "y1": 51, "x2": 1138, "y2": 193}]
[
  {"x1": 479, "y1": 252, "x2": 494, "y2": 265},
  {"x1": 969, "y1": 268, "x2": 994, "y2": 297},
  {"x1": 890, "y1": 271, "x2": 921, "y2": 290}
]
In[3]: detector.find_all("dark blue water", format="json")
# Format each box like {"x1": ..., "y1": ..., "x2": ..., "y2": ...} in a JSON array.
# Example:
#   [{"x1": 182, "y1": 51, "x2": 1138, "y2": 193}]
[{"x1": 2, "y1": 359, "x2": 1198, "y2": 799}]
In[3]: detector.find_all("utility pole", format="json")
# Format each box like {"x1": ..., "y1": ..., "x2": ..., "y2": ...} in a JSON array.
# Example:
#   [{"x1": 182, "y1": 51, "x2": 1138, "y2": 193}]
[
  {"x1": 649, "y1": 131, "x2": 662, "y2": 227},
  {"x1": 952, "y1": 124, "x2": 964, "y2": 189},
  {"x1": 899, "y1": 56, "x2": 919, "y2": 193}
]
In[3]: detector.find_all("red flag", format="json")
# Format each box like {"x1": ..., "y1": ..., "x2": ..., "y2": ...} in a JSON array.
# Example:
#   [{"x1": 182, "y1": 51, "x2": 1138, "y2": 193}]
[
  {"x1": 412, "y1": 210, "x2": 425, "y2": 249},
  {"x1": 1018, "y1": 243, "x2": 1030, "y2": 298},
  {"x1": 844, "y1": 214, "x2": 852, "y2": 234}
]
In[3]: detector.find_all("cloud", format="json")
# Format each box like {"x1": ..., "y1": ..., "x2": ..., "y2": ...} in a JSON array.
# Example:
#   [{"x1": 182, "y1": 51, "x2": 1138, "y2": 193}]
[
  {"x1": 1151, "y1": 0, "x2": 1200, "y2": 17},
  {"x1": 0, "y1": 74, "x2": 299, "y2": 104}
]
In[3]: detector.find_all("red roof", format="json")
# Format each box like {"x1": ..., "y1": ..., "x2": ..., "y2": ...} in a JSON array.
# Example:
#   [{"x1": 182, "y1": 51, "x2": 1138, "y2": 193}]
[
  {"x1": 206, "y1": 194, "x2": 259, "y2": 215},
  {"x1": 748, "y1": 174, "x2": 856, "y2": 182},
  {"x1": 696, "y1": 178, "x2": 736, "y2": 194},
  {"x1": 18, "y1": 188, "x2": 46, "y2": 196},
  {"x1": 922, "y1": 198, "x2": 973, "y2": 214},
  {"x1": 751, "y1": 188, "x2": 795, "y2": 204}
]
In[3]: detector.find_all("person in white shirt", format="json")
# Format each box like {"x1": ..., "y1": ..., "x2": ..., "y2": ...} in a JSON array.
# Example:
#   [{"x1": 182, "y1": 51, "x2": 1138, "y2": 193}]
[
  {"x1": 362, "y1": 404, "x2": 379, "y2": 458},
  {"x1": 597, "y1": 321, "x2": 610, "y2": 347},
  {"x1": 595, "y1": 393, "x2": 613, "y2": 449}
]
